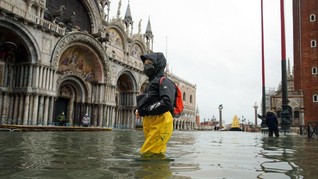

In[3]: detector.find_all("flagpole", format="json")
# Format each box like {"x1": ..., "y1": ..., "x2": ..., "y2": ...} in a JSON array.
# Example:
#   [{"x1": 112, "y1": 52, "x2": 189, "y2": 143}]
[{"x1": 260, "y1": 0, "x2": 267, "y2": 127}]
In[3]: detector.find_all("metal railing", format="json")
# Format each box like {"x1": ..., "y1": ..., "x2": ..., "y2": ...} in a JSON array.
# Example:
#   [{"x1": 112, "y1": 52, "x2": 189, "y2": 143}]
[{"x1": 307, "y1": 122, "x2": 318, "y2": 139}]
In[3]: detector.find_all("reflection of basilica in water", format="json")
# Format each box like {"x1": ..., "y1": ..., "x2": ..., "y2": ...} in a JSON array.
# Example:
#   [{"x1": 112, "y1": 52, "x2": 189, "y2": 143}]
[{"x1": 0, "y1": 0, "x2": 197, "y2": 129}]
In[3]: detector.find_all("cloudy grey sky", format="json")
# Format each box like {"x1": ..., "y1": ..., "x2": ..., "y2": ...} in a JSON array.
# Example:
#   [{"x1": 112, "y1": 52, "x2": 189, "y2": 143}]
[{"x1": 109, "y1": 0, "x2": 293, "y2": 124}]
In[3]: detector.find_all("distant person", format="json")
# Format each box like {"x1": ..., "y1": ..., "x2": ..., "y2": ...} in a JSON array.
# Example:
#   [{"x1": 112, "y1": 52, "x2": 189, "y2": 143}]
[
  {"x1": 57, "y1": 112, "x2": 67, "y2": 126},
  {"x1": 82, "y1": 114, "x2": 90, "y2": 127},
  {"x1": 135, "y1": 52, "x2": 176, "y2": 159},
  {"x1": 265, "y1": 111, "x2": 279, "y2": 137}
]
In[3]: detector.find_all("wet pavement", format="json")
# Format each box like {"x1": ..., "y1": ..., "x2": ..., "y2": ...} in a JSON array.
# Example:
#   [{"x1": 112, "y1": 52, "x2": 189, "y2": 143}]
[{"x1": 0, "y1": 130, "x2": 317, "y2": 178}]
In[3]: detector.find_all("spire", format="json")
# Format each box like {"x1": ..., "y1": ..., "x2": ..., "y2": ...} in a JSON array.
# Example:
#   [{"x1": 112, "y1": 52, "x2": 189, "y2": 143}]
[
  {"x1": 144, "y1": 17, "x2": 154, "y2": 50},
  {"x1": 145, "y1": 17, "x2": 153, "y2": 39},
  {"x1": 196, "y1": 105, "x2": 200, "y2": 115},
  {"x1": 116, "y1": 0, "x2": 122, "y2": 19},
  {"x1": 287, "y1": 58, "x2": 291, "y2": 76},
  {"x1": 124, "y1": 2, "x2": 133, "y2": 28}
]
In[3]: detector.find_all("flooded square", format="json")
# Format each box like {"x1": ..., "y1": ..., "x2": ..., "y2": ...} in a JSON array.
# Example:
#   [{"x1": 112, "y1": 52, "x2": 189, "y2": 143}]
[{"x1": 0, "y1": 130, "x2": 317, "y2": 178}]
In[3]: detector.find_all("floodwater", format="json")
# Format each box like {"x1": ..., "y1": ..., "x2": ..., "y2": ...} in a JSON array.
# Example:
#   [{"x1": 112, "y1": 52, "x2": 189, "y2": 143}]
[{"x1": 0, "y1": 130, "x2": 317, "y2": 179}]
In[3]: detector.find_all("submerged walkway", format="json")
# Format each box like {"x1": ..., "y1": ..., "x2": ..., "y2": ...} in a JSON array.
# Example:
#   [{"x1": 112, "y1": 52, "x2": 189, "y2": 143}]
[{"x1": 0, "y1": 124, "x2": 112, "y2": 132}]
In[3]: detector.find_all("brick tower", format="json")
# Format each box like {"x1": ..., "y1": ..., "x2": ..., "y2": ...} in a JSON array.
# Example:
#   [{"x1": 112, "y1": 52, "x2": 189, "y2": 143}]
[{"x1": 293, "y1": 0, "x2": 318, "y2": 122}]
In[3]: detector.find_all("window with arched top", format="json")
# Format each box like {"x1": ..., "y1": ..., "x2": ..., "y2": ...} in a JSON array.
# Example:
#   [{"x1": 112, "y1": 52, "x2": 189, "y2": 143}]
[
  {"x1": 311, "y1": 40, "x2": 317, "y2": 47},
  {"x1": 190, "y1": 95, "x2": 193, "y2": 103},
  {"x1": 312, "y1": 67, "x2": 317, "y2": 74},
  {"x1": 294, "y1": 111, "x2": 299, "y2": 118},
  {"x1": 310, "y1": 14, "x2": 316, "y2": 22},
  {"x1": 313, "y1": 94, "x2": 318, "y2": 102},
  {"x1": 183, "y1": 92, "x2": 186, "y2": 101}
]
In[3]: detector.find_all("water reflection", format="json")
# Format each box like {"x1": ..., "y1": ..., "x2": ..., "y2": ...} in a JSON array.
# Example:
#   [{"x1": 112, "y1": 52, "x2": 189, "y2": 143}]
[
  {"x1": 0, "y1": 130, "x2": 317, "y2": 178},
  {"x1": 260, "y1": 135, "x2": 318, "y2": 179}
]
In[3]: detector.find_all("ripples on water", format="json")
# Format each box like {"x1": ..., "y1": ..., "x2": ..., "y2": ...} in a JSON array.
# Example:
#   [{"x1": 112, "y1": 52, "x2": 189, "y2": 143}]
[{"x1": 0, "y1": 130, "x2": 317, "y2": 178}]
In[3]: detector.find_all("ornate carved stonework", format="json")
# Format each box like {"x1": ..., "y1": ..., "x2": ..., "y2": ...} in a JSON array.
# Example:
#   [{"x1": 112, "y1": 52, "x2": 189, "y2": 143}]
[
  {"x1": 130, "y1": 43, "x2": 142, "y2": 58},
  {"x1": 56, "y1": 73, "x2": 92, "y2": 102},
  {"x1": 51, "y1": 32, "x2": 110, "y2": 83},
  {"x1": 108, "y1": 28, "x2": 123, "y2": 49}
]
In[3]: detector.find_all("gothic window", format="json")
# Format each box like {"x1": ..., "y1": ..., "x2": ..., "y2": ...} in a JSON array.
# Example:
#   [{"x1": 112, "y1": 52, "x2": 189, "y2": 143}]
[
  {"x1": 313, "y1": 94, "x2": 318, "y2": 102},
  {"x1": 311, "y1": 40, "x2": 316, "y2": 48},
  {"x1": 183, "y1": 92, "x2": 186, "y2": 101},
  {"x1": 294, "y1": 111, "x2": 299, "y2": 118},
  {"x1": 190, "y1": 95, "x2": 193, "y2": 103},
  {"x1": 310, "y1": 14, "x2": 316, "y2": 22},
  {"x1": 45, "y1": 0, "x2": 91, "y2": 32},
  {"x1": 312, "y1": 67, "x2": 317, "y2": 74}
]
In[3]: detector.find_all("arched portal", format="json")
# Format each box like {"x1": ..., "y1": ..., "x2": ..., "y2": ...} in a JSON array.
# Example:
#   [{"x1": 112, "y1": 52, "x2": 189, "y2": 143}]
[
  {"x1": 0, "y1": 21, "x2": 40, "y2": 125},
  {"x1": 115, "y1": 72, "x2": 137, "y2": 129},
  {"x1": 54, "y1": 76, "x2": 88, "y2": 126},
  {"x1": 53, "y1": 32, "x2": 111, "y2": 128},
  {"x1": 54, "y1": 42, "x2": 103, "y2": 126}
]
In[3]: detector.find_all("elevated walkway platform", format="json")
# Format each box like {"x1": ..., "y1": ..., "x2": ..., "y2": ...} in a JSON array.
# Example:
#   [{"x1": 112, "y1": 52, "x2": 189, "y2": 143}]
[{"x1": 0, "y1": 124, "x2": 112, "y2": 132}]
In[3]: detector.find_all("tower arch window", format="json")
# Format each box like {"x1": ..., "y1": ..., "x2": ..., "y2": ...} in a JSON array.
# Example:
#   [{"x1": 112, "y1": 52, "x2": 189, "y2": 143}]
[
  {"x1": 312, "y1": 67, "x2": 318, "y2": 74},
  {"x1": 313, "y1": 94, "x2": 318, "y2": 102},
  {"x1": 310, "y1": 14, "x2": 316, "y2": 22},
  {"x1": 311, "y1": 40, "x2": 317, "y2": 47},
  {"x1": 183, "y1": 92, "x2": 186, "y2": 101},
  {"x1": 190, "y1": 95, "x2": 193, "y2": 103}
]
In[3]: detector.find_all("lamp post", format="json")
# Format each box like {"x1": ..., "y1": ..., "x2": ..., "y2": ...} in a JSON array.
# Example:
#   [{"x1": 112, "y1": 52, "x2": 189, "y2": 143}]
[
  {"x1": 280, "y1": 0, "x2": 291, "y2": 131},
  {"x1": 218, "y1": 104, "x2": 223, "y2": 130},
  {"x1": 254, "y1": 102, "x2": 258, "y2": 128}
]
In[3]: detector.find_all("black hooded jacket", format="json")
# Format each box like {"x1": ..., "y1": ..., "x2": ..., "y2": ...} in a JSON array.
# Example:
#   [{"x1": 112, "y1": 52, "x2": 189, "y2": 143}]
[
  {"x1": 137, "y1": 52, "x2": 176, "y2": 117},
  {"x1": 265, "y1": 111, "x2": 279, "y2": 131}
]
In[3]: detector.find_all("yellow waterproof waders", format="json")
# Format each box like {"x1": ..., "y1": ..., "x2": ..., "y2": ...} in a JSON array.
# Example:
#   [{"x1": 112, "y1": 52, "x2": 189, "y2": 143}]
[{"x1": 140, "y1": 111, "x2": 173, "y2": 157}]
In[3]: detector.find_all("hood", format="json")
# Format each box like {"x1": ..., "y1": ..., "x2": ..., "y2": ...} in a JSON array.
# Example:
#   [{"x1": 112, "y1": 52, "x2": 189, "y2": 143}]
[
  {"x1": 266, "y1": 111, "x2": 276, "y2": 117},
  {"x1": 140, "y1": 52, "x2": 166, "y2": 80}
]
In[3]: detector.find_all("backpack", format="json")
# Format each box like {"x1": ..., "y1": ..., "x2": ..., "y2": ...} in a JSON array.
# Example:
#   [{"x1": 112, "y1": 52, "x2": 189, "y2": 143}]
[{"x1": 160, "y1": 77, "x2": 184, "y2": 117}]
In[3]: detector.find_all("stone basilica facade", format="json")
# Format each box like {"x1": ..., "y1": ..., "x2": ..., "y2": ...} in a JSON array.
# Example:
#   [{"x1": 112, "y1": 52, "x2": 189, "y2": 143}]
[{"x1": 0, "y1": 0, "x2": 197, "y2": 129}]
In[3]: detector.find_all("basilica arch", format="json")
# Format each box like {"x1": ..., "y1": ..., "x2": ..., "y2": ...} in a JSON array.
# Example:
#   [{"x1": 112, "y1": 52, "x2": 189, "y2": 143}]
[
  {"x1": 0, "y1": 20, "x2": 42, "y2": 125},
  {"x1": 115, "y1": 70, "x2": 138, "y2": 129},
  {"x1": 55, "y1": 75, "x2": 89, "y2": 126},
  {"x1": 52, "y1": 32, "x2": 113, "y2": 127}
]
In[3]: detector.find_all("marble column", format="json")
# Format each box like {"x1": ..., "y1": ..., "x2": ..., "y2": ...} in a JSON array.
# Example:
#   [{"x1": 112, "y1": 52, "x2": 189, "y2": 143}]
[
  {"x1": 48, "y1": 97, "x2": 54, "y2": 125},
  {"x1": 43, "y1": 96, "x2": 49, "y2": 126},
  {"x1": 68, "y1": 98, "x2": 74, "y2": 126},
  {"x1": 23, "y1": 94, "x2": 30, "y2": 125},
  {"x1": 98, "y1": 105, "x2": 103, "y2": 127},
  {"x1": 32, "y1": 95, "x2": 39, "y2": 125}
]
